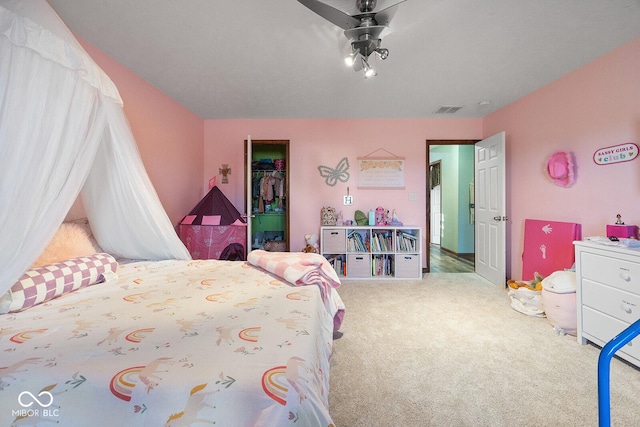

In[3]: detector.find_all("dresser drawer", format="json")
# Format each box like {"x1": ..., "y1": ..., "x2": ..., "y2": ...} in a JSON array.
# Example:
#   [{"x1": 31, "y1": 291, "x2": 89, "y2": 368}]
[
  {"x1": 580, "y1": 252, "x2": 640, "y2": 293},
  {"x1": 346, "y1": 254, "x2": 371, "y2": 278},
  {"x1": 582, "y1": 306, "x2": 640, "y2": 362},
  {"x1": 395, "y1": 254, "x2": 420, "y2": 278},
  {"x1": 322, "y1": 229, "x2": 345, "y2": 253},
  {"x1": 582, "y1": 279, "x2": 640, "y2": 324}
]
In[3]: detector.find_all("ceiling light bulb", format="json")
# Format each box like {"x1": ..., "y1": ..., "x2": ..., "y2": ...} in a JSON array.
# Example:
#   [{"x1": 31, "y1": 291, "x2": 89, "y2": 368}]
[
  {"x1": 362, "y1": 58, "x2": 376, "y2": 78},
  {"x1": 345, "y1": 49, "x2": 360, "y2": 67},
  {"x1": 375, "y1": 48, "x2": 389, "y2": 60}
]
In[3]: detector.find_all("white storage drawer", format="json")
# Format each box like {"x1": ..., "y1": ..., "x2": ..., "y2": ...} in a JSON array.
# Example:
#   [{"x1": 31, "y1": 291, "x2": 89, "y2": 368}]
[
  {"x1": 575, "y1": 241, "x2": 640, "y2": 367},
  {"x1": 322, "y1": 228, "x2": 345, "y2": 253},
  {"x1": 580, "y1": 252, "x2": 640, "y2": 293},
  {"x1": 394, "y1": 254, "x2": 421, "y2": 278},
  {"x1": 346, "y1": 254, "x2": 371, "y2": 278},
  {"x1": 582, "y1": 306, "x2": 640, "y2": 363},
  {"x1": 582, "y1": 279, "x2": 640, "y2": 324}
]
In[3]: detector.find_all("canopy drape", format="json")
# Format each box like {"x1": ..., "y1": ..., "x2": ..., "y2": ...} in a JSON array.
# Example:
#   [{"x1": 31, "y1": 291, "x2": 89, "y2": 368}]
[{"x1": 0, "y1": 0, "x2": 191, "y2": 294}]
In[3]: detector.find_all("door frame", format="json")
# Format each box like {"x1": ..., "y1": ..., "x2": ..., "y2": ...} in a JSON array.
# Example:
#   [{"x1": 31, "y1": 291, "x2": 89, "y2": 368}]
[
  {"x1": 425, "y1": 140, "x2": 478, "y2": 272},
  {"x1": 244, "y1": 139, "x2": 290, "y2": 253}
]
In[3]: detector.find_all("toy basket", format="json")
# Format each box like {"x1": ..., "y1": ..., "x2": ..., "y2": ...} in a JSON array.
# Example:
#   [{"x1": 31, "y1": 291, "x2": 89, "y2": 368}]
[{"x1": 264, "y1": 240, "x2": 286, "y2": 252}]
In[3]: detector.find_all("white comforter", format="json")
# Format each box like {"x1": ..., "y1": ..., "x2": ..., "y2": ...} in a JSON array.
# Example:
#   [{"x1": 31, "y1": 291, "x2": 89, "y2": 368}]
[{"x1": 0, "y1": 259, "x2": 344, "y2": 426}]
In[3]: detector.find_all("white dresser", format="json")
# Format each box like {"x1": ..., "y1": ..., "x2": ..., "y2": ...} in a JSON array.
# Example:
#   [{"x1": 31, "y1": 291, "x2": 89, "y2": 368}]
[{"x1": 575, "y1": 240, "x2": 640, "y2": 367}]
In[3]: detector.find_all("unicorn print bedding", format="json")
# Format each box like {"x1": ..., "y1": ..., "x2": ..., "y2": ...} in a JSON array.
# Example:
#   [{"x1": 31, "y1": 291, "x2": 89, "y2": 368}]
[{"x1": 0, "y1": 256, "x2": 345, "y2": 426}]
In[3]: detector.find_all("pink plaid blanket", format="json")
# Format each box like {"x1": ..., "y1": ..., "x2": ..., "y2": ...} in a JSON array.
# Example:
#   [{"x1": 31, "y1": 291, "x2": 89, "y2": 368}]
[{"x1": 247, "y1": 250, "x2": 344, "y2": 330}]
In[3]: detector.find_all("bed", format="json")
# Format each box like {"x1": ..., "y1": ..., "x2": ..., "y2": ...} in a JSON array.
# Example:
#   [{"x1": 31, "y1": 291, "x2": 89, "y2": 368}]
[{"x1": 0, "y1": 249, "x2": 344, "y2": 426}]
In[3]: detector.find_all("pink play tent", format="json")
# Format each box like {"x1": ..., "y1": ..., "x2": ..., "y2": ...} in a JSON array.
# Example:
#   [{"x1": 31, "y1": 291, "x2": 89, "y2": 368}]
[{"x1": 179, "y1": 186, "x2": 247, "y2": 260}]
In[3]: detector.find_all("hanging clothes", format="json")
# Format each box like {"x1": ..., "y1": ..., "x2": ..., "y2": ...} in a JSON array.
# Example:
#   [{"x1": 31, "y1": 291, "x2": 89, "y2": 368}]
[{"x1": 263, "y1": 175, "x2": 276, "y2": 204}]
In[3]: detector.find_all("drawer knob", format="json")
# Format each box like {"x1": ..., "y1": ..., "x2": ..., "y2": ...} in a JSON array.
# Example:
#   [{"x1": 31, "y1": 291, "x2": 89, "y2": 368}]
[
  {"x1": 621, "y1": 273, "x2": 632, "y2": 282},
  {"x1": 622, "y1": 304, "x2": 633, "y2": 314}
]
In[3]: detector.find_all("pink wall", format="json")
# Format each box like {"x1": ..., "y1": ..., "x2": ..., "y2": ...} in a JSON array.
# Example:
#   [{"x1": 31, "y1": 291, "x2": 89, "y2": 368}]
[
  {"x1": 204, "y1": 118, "x2": 482, "y2": 263},
  {"x1": 71, "y1": 32, "x2": 640, "y2": 279},
  {"x1": 74, "y1": 37, "x2": 205, "y2": 226},
  {"x1": 484, "y1": 36, "x2": 640, "y2": 281}
]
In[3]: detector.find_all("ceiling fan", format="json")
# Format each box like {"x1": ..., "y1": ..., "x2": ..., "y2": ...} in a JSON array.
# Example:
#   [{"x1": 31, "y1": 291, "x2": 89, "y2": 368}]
[{"x1": 298, "y1": 0, "x2": 407, "y2": 78}]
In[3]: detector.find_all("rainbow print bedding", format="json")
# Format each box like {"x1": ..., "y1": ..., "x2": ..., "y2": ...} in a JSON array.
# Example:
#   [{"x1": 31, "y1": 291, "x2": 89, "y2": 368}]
[{"x1": 0, "y1": 258, "x2": 344, "y2": 426}]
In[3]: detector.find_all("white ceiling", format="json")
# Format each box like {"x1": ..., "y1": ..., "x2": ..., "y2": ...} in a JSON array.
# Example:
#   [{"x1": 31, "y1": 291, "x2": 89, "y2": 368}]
[{"x1": 47, "y1": 0, "x2": 640, "y2": 119}]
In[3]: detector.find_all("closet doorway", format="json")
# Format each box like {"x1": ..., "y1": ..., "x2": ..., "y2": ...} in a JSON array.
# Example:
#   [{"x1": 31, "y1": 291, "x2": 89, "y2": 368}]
[
  {"x1": 244, "y1": 139, "x2": 290, "y2": 255},
  {"x1": 426, "y1": 140, "x2": 477, "y2": 273}
]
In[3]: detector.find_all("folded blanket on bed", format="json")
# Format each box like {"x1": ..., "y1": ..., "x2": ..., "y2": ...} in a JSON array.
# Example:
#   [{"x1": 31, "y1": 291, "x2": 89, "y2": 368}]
[
  {"x1": 247, "y1": 250, "x2": 344, "y2": 330},
  {"x1": 248, "y1": 250, "x2": 340, "y2": 290}
]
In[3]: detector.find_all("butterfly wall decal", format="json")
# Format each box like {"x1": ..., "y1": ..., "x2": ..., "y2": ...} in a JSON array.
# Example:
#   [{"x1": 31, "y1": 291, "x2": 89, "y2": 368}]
[{"x1": 317, "y1": 157, "x2": 350, "y2": 187}]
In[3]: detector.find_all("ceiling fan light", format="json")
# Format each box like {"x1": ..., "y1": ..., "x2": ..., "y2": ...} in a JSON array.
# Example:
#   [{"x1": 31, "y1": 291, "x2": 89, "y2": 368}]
[
  {"x1": 345, "y1": 55, "x2": 356, "y2": 67},
  {"x1": 364, "y1": 67, "x2": 376, "y2": 78},
  {"x1": 375, "y1": 47, "x2": 389, "y2": 60},
  {"x1": 362, "y1": 57, "x2": 376, "y2": 78},
  {"x1": 345, "y1": 49, "x2": 360, "y2": 67}
]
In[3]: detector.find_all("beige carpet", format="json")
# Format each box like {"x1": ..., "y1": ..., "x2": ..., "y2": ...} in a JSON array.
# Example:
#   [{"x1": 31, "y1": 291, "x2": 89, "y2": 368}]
[{"x1": 328, "y1": 273, "x2": 640, "y2": 426}]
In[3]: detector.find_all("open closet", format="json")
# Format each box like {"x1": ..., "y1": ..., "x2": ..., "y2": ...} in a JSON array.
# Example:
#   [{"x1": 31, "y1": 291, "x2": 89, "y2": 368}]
[{"x1": 245, "y1": 139, "x2": 290, "y2": 253}]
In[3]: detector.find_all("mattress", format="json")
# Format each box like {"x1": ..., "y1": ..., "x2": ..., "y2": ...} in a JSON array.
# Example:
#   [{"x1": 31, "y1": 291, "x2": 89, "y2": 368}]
[{"x1": 0, "y1": 259, "x2": 344, "y2": 426}]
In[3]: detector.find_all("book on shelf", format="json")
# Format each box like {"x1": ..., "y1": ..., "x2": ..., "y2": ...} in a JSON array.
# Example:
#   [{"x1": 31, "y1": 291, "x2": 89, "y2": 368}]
[
  {"x1": 325, "y1": 255, "x2": 345, "y2": 276},
  {"x1": 372, "y1": 254, "x2": 394, "y2": 276},
  {"x1": 372, "y1": 231, "x2": 392, "y2": 252},
  {"x1": 347, "y1": 230, "x2": 368, "y2": 252},
  {"x1": 396, "y1": 231, "x2": 417, "y2": 252}
]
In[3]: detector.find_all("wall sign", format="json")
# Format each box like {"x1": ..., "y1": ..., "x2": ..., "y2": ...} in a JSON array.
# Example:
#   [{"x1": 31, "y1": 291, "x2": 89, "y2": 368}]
[
  {"x1": 593, "y1": 142, "x2": 638, "y2": 166},
  {"x1": 357, "y1": 158, "x2": 405, "y2": 189}
]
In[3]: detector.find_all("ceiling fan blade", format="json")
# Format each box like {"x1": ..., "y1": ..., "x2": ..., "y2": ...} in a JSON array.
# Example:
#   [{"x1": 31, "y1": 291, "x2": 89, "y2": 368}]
[
  {"x1": 373, "y1": 0, "x2": 407, "y2": 27},
  {"x1": 297, "y1": 0, "x2": 361, "y2": 29}
]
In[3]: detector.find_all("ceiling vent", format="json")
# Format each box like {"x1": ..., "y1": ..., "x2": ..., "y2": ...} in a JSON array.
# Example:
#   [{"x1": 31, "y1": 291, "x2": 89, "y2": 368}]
[{"x1": 434, "y1": 105, "x2": 463, "y2": 114}]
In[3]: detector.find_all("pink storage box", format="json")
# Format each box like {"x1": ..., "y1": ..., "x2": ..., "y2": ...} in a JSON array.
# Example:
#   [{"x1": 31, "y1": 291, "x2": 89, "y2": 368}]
[{"x1": 606, "y1": 224, "x2": 638, "y2": 239}]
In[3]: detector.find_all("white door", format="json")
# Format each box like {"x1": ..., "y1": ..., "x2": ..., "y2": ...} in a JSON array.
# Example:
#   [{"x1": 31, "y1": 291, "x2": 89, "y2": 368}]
[
  {"x1": 245, "y1": 135, "x2": 253, "y2": 255},
  {"x1": 475, "y1": 132, "x2": 506, "y2": 286},
  {"x1": 430, "y1": 184, "x2": 441, "y2": 245}
]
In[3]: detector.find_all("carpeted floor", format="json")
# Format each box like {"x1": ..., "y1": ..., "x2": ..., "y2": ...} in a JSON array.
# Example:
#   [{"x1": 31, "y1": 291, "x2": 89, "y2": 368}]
[{"x1": 328, "y1": 273, "x2": 640, "y2": 426}]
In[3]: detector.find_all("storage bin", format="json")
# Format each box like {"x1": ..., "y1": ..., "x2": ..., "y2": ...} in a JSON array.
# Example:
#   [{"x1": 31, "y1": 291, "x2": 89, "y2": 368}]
[
  {"x1": 322, "y1": 229, "x2": 345, "y2": 253},
  {"x1": 395, "y1": 254, "x2": 420, "y2": 278},
  {"x1": 346, "y1": 254, "x2": 371, "y2": 278}
]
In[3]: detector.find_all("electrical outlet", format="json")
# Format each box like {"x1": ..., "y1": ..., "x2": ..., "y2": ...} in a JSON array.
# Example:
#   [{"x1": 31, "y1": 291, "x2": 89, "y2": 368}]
[{"x1": 343, "y1": 195, "x2": 354, "y2": 205}]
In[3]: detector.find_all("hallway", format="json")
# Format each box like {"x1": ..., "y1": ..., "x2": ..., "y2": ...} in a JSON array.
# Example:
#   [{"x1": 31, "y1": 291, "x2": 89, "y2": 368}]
[{"x1": 429, "y1": 244, "x2": 474, "y2": 273}]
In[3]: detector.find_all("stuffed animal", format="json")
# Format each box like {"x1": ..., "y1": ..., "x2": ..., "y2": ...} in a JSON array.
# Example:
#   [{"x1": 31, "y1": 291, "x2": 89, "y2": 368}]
[
  {"x1": 302, "y1": 244, "x2": 316, "y2": 253},
  {"x1": 303, "y1": 233, "x2": 319, "y2": 253}
]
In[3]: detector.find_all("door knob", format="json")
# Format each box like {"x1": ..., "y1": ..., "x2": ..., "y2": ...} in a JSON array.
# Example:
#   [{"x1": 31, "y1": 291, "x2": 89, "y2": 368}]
[{"x1": 493, "y1": 216, "x2": 509, "y2": 221}]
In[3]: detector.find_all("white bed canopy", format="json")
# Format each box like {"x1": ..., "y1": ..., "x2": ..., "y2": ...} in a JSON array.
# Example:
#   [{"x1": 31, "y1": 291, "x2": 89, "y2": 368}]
[{"x1": 0, "y1": 0, "x2": 191, "y2": 294}]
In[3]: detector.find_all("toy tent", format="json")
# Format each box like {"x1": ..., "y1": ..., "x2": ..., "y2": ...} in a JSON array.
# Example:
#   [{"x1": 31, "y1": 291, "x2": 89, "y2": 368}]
[{"x1": 179, "y1": 186, "x2": 247, "y2": 259}]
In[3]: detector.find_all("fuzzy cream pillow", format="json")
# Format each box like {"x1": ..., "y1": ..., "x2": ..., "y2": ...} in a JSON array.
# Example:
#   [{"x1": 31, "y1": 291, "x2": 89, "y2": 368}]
[{"x1": 32, "y1": 221, "x2": 102, "y2": 267}]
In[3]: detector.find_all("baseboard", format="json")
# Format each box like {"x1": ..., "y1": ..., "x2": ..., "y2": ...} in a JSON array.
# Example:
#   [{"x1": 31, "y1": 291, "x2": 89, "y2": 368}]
[{"x1": 440, "y1": 246, "x2": 474, "y2": 262}]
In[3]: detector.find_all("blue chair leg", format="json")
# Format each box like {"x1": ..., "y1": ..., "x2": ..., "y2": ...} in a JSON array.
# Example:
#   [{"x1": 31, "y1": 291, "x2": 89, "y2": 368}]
[{"x1": 598, "y1": 318, "x2": 640, "y2": 427}]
